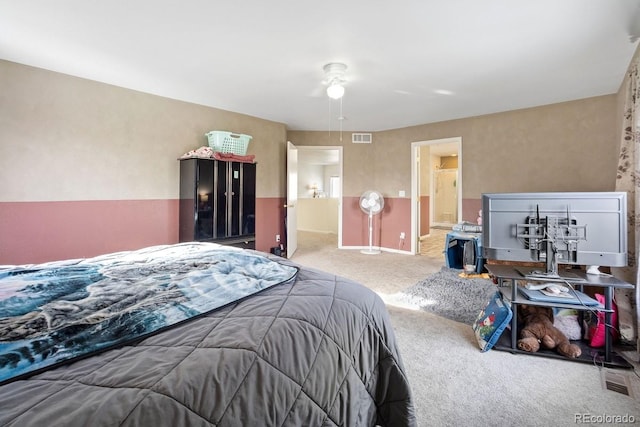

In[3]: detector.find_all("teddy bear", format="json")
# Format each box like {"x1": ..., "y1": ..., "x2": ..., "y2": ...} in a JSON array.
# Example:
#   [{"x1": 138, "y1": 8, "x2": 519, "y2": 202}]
[{"x1": 517, "y1": 304, "x2": 582, "y2": 358}]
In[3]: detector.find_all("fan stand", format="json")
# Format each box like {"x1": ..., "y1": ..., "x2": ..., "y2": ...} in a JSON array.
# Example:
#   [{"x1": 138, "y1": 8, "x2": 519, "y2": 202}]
[{"x1": 361, "y1": 209, "x2": 381, "y2": 255}]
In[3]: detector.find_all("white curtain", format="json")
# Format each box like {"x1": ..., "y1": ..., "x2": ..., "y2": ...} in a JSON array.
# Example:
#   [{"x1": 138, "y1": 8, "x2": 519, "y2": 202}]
[{"x1": 614, "y1": 58, "x2": 640, "y2": 348}]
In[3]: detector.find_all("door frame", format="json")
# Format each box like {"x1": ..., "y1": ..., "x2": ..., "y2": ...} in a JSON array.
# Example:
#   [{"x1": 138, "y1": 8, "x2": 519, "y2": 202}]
[
  {"x1": 286, "y1": 141, "x2": 298, "y2": 258},
  {"x1": 287, "y1": 145, "x2": 343, "y2": 250},
  {"x1": 411, "y1": 136, "x2": 462, "y2": 254}
]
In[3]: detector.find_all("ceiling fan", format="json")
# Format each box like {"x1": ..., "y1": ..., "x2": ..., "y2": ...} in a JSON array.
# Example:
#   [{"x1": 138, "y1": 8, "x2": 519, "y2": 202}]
[
  {"x1": 320, "y1": 62, "x2": 349, "y2": 139},
  {"x1": 323, "y1": 63, "x2": 347, "y2": 99},
  {"x1": 309, "y1": 62, "x2": 348, "y2": 99}
]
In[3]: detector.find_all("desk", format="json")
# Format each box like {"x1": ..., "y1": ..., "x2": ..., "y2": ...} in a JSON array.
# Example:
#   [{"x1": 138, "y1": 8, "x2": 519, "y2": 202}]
[{"x1": 485, "y1": 264, "x2": 634, "y2": 368}]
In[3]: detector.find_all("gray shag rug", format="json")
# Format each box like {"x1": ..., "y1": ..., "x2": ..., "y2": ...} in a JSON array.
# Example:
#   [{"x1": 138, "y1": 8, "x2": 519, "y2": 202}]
[{"x1": 398, "y1": 266, "x2": 497, "y2": 325}]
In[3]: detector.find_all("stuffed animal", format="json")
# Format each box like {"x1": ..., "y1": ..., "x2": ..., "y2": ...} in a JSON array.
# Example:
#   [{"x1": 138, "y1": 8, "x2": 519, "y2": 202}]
[{"x1": 517, "y1": 304, "x2": 582, "y2": 358}]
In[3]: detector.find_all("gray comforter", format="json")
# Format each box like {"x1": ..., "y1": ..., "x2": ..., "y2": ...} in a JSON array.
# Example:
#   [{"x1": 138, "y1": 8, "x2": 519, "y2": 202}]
[{"x1": 0, "y1": 253, "x2": 416, "y2": 426}]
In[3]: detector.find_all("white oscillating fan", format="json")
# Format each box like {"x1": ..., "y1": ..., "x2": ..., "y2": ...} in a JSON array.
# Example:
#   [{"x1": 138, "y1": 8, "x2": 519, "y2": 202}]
[{"x1": 359, "y1": 190, "x2": 385, "y2": 255}]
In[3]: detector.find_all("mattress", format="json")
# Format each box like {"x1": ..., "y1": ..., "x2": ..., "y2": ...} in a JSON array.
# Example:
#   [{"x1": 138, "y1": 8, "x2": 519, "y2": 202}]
[{"x1": 0, "y1": 243, "x2": 416, "y2": 426}]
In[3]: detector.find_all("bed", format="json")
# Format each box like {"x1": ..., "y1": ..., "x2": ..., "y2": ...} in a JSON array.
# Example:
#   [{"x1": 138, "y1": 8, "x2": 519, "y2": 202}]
[{"x1": 0, "y1": 242, "x2": 416, "y2": 426}]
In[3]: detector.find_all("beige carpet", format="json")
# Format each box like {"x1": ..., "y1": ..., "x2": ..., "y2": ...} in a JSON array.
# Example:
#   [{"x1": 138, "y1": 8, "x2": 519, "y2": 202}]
[
  {"x1": 290, "y1": 231, "x2": 640, "y2": 427},
  {"x1": 419, "y1": 228, "x2": 449, "y2": 258}
]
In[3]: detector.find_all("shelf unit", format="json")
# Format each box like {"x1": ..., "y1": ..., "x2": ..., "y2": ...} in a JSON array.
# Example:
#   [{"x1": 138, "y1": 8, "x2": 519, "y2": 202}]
[{"x1": 485, "y1": 264, "x2": 634, "y2": 369}]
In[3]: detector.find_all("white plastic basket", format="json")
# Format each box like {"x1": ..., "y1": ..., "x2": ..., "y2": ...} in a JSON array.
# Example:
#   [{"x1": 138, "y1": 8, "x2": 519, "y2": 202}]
[{"x1": 205, "y1": 131, "x2": 252, "y2": 155}]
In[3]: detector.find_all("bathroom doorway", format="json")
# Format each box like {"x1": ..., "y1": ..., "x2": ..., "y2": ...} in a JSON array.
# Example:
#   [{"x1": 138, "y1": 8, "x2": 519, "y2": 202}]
[{"x1": 411, "y1": 137, "x2": 462, "y2": 254}]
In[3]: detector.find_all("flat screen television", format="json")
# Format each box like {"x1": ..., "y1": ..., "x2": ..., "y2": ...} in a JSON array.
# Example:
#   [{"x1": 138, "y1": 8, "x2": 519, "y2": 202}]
[{"x1": 481, "y1": 192, "x2": 627, "y2": 280}]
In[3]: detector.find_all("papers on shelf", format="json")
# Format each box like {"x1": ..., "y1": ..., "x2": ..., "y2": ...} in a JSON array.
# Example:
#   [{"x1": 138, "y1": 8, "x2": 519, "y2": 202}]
[
  {"x1": 539, "y1": 288, "x2": 574, "y2": 298},
  {"x1": 517, "y1": 286, "x2": 600, "y2": 306}
]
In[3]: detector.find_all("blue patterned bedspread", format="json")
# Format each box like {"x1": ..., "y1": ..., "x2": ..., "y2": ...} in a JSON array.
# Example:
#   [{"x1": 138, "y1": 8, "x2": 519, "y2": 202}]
[{"x1": 0, "y1": 243, "x2": 298, "y2": 384}]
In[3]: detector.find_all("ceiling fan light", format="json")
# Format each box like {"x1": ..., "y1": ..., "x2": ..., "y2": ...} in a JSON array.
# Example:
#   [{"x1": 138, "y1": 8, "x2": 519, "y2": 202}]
[{"x1": 327, "y1": 83, "x2": 345, "y2": 99}]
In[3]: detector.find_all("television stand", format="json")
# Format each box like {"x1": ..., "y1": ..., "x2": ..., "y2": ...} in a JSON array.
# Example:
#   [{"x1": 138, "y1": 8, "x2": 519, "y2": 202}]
[{"x1": 486, "y1": 264, "x2": 634, "y2": 369}]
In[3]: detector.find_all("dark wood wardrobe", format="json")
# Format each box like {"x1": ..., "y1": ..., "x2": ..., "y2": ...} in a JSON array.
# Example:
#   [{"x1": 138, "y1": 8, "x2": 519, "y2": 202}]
[{"x1": 179, "y1": 158, "x2": 256, "y2": 249}]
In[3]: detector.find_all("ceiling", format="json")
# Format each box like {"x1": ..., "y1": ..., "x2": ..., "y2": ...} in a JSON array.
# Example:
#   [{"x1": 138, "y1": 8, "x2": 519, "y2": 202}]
[{"x1": 1, "y1": 1, "x2": 639, "y2": 132}]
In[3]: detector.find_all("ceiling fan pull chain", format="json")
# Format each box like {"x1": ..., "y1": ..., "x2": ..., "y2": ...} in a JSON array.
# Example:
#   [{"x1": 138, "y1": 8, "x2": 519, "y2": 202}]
[
  {"x1": 339, "y1": 97, "x2": 343, "y2": 142},
  {"x1": 328, "y1": 96, "x2": 332, "y2": 135}
]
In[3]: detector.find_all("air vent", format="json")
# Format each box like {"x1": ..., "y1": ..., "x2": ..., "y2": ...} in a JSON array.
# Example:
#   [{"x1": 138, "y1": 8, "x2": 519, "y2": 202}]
[
  {"x1": 352, "y1": 133, "x2": 372, "y2": 144},
  {"x1": 600, "y1": 369, "x2": 635, "y2": 398}
]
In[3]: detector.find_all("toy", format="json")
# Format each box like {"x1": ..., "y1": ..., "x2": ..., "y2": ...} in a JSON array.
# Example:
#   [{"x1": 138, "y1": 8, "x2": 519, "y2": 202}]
[{"x1": 517, "y1": 304, "x2": 582, "y2": 358}]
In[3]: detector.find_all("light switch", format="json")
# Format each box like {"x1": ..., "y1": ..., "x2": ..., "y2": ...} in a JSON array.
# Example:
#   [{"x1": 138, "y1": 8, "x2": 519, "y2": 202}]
[{"x1": 399, "y1": 190, "x2": 406, "y2": 197}]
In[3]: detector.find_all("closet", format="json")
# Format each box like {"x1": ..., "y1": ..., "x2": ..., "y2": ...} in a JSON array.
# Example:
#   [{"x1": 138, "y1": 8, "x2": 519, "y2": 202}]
[{"x1": 179, "y1": 158, "x2": 256, "y2": 248}]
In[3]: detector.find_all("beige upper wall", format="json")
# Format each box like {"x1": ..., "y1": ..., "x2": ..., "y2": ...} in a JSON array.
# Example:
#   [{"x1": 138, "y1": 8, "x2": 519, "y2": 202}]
[
  {"x1": 0, "y1": 60, "x2": 287, "y2": 201},
  {"x1": 289, "y1": 94, "x2": 618, "y2": 198},
  {"x1": 0, "y1": 57, "x2": 626, "y2": 203},
  {"x1": 464, "y1": 95, "x2": 618, "y2": 196}
]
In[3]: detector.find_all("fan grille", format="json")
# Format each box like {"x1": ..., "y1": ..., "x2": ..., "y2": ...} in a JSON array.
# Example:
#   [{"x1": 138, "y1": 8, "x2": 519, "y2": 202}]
[{"x1": 360, "y1": 191, "x2": 384, "y2": 214}]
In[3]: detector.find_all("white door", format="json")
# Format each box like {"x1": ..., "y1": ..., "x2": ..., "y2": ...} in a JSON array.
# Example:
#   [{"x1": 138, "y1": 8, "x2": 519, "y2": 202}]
[{"x1": 286, "y1": 141, "x2": 298, "y2": 258}]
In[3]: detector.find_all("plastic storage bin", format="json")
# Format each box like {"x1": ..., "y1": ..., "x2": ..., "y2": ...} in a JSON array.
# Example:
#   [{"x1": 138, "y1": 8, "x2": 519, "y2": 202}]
[
  {"x1": 444, "y1": 231, "x2": 485, "y2": 273},
  {"x1": 206, "y1": 131, "x2": 252, "y2": 155}
]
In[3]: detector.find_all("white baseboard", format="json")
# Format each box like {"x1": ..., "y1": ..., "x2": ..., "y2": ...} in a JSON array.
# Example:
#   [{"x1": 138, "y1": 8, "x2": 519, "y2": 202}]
[
  {"x1": 297, "y1": 228, "x2": 337, "y2": 234},
  {"x1": 339, "y1": 245, "x2": 413, "y2": 255}
]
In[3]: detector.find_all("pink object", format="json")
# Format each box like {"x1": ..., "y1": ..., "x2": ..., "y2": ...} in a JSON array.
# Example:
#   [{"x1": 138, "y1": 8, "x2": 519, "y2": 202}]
[
  {"x1": 212, "y1": 151, "x2": 256, "y2": 163},
  {"x1": 589, "y1": 294, "x2": 618, "y2": 348},
  {"x1": 179, "y1": 146, "x2": 255, "y2": 163}
]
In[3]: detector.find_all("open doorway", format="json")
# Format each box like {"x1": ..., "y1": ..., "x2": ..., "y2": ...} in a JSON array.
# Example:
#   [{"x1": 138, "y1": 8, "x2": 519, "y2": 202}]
[
  {"x1": 294, "y1": 146, "x2": 343, "y2": 250},
  {"x1": 411, "y1": 137, "x2": 462, "y2": 254}
]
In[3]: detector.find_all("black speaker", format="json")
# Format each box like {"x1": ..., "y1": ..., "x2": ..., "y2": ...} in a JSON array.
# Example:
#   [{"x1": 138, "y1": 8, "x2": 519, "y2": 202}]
[{"x1": 270, "y1": 246, "x2": 283, "y2": 257}]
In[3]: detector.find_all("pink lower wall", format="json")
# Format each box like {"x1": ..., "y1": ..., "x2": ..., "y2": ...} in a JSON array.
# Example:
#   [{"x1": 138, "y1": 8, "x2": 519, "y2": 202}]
[
  {"x1": 1, "y1": 197, "x2": 286, "y2": 265},
  {"x1": 342, "y1": 196, "x2": 481, "y2": 252},
  {"x1": 0, "y1": 200, "x2": 179, "y2": 265},
  {"x1": 342, "y1": 197, "x2": 412, "y2": 251},
  {"x1": 255, "y1": 197, "x2": 285, "y2": 253},
  {"x1": 1, "y1": 196, "x2": 481, "y2": 264}
]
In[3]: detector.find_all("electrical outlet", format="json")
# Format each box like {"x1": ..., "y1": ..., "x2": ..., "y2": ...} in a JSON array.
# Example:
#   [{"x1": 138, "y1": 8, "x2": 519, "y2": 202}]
[
  {"x1": 276, "y1": 234, "x2": 281, "y2": 242},
  {"x1": 400, "y1": 232, "x2": 405, "y2": 239}
]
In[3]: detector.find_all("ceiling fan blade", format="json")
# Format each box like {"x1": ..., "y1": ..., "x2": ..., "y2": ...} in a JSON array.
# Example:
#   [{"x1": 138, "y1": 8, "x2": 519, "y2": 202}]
[{"x1": 308, "y1": 86, "x2": 325, "y2": 98}]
